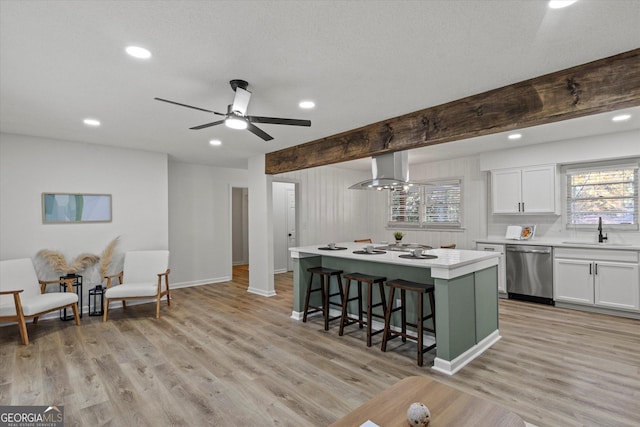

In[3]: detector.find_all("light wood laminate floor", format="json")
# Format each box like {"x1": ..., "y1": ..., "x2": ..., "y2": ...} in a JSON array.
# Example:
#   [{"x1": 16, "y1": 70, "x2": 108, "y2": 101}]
[{"x1": 1, "y1": 267, "x2": 639, "y2": 426}]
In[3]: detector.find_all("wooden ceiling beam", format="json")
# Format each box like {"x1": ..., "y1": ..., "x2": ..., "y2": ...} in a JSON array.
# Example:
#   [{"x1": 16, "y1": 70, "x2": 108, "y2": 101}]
[{"x1": 266, "y1": 48, "x2": 640, "y2": 175}]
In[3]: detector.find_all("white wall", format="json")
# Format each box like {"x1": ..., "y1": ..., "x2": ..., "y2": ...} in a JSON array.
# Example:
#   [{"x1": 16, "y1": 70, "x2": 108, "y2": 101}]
[
  {"x1": 167, "y1": 160, "x2": 247, "y2": 286},
  {"x1": 0, "y1": 133, "x2": 169, "y2": 307}
]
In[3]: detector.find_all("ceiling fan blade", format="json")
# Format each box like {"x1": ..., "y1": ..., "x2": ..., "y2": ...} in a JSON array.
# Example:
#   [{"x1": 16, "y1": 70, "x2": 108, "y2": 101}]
[
  {"x1": 248, "y1": 116, "x2": 311, "y2": 127},
  {"x1": 155, "y1": 97, "x2": 225, "y2": 115},
  {"x1": 231, "y1": 87, "x2": 251, "y2": 116},
  {"x1": 189, "y1": 119, "x2": 226, "y2": 130},
  {"x1": 246, "y1": 122, "x2": 274, "y2": 141}
]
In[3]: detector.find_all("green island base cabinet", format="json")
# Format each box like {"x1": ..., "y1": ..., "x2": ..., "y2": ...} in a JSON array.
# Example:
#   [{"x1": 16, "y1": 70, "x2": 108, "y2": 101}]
[
  {"x1": 554, "y1": 248, "x2": 640, "y2": 313},
  {"x1": 289, "y1": 243, "x2": 502, "y2": 376}
]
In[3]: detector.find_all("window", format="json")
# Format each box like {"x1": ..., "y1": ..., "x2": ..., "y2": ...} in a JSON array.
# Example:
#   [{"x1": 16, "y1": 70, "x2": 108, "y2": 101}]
[
  {"x1": 565, "y1": 162, "x2": 638, "y2": 228},
  {"x1": 389, "y1": 178, "x2": 462, "y2": 228}
]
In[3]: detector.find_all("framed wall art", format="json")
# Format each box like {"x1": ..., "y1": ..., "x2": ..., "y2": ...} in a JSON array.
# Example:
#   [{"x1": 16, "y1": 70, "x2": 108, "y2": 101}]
[{"x1": 42, "y1": 193, "x2": 112, "y2": 224}]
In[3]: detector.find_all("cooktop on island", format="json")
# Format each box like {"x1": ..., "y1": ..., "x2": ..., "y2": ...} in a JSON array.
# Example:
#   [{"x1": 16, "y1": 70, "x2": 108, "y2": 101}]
[{"x1": 375, "y1": 243, "x2": 432, "y2": 252}]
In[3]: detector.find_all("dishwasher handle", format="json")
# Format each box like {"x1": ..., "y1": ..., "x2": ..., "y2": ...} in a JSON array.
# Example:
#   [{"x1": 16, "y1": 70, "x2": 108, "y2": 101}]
[{"x1": 506, "y1": 246, "x2": 552, "y2": 254}]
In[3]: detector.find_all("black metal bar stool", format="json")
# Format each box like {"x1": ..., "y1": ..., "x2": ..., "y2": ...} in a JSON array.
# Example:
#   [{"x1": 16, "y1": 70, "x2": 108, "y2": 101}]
[
  {"x1": 339, "y1": 272, "x2": 388, "y2": 347},
  {"x1": 303, "y1": 266, "x2": 344, "y2": 330},
  {"x1": 381, "y1": 279, "x2": 436, "y2": 366}
]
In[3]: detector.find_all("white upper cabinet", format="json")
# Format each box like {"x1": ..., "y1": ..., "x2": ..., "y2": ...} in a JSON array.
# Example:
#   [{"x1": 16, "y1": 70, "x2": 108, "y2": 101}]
[{"x1": 491, "y1": 165, "x2": 557, "y2": 214}]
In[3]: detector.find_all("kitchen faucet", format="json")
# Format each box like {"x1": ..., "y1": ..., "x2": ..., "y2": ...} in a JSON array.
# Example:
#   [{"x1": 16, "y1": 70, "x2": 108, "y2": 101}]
[{"x1": 598, "y1": 217, "x2": 608, "y2": 243}]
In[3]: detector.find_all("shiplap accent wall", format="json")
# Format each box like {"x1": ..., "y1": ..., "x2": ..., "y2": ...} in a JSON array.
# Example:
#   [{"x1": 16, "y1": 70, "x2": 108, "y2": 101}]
[
  {"x1": 277, "y1": 156, "x2": 487, "y2": 250},
  {"x1": 275, "y1": 166, "x2": 375, "y2": 246}
]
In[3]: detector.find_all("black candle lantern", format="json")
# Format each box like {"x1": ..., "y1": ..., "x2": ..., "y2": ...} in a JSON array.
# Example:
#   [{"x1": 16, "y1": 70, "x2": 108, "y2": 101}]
[
  {"x1": 89, "y1": 285, "x2": 105, "y2": 316},
  {"x1": 59, "y1": 274, "x2": 83, "y2": 320}
]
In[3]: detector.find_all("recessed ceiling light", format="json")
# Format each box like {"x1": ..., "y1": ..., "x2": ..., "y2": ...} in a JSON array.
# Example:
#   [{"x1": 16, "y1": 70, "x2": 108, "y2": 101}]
[
  {"x1": 612, "y1": 114, "x2": 631, "y2": 122},
  {"x1": 209, "y1": 139, "x2": 222, "y2": 146},
  {"x1": 83, "y1": 118, "x2": 101, "y2": 126},
  {"x1": 508, "y1": 133, "x2": 522, "y2": 140},
  {"x1": 125, "y1": 46, "x2": 152, "y2": 59},
  {"x1": 548, "y1": 0, "x2": 578, "y2": 9},
  {"x1": 299, "y1": 100, "x2": 315, "y2": 109}
]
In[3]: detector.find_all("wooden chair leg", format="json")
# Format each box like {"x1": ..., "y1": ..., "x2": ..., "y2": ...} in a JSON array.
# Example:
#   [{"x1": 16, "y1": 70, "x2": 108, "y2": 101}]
[
  {"x1": 122, "y1": 300, "x2": 127, "y2": 310},
  {"x1": 12, "y1": 293, "x2": 29, "y2": 345},
  {"x1": 17, "y1": 313, "x2": 29, "y2": 345},
  {"x1": 71, "y1": 303, "x2": 80, "y2": 325},
  {"x1": 103, "y1": 299, "x2": 110, "y2": 321},
  {"x1": 32, "y1": 316, "x2": 39, "y2": 325},
  {"x1": 156, "y1": 295, "x2": 161, "y2": 318}
]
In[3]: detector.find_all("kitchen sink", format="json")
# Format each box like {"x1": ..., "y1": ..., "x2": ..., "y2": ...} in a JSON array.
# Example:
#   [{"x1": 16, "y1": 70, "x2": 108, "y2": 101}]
[{"x1": 561, "y1": 241, "x2": 631, "y2": 247}]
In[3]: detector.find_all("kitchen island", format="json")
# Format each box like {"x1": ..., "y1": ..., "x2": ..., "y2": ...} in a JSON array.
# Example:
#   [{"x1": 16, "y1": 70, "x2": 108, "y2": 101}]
[{"x1": 289, "y1": 242, "x2": 501, "y2": 375}]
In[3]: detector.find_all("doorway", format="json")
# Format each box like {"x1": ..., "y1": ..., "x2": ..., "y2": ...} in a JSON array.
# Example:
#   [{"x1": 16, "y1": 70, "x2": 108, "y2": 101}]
[
  {"x1": 272, "y1": 181, "x2": 297, "y2": 273},
  {"x1": 231, "y1": 187, "x2": 249, "y2": 275}
]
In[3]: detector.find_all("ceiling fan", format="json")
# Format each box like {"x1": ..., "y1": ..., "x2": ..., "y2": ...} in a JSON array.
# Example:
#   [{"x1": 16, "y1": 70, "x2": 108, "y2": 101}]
[{"x1": 155, "y1": 79, "x2": 311, "y2": 141}]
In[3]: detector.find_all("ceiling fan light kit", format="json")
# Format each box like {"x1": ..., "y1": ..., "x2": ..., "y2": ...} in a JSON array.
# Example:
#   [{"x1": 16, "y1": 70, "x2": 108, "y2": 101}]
[
  {"x1": 225, "y1": 117, "x2": 248, "y2": 130},
  {"x1": 155, "y1": 79, "x2": 311, "y2": 141}
]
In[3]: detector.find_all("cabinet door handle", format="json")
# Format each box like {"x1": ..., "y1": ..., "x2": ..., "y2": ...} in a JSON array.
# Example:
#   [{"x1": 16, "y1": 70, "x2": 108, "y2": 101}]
[
  {"x1": 522, "y1": 202, "x2": 525, "y2": 212},
  {"x1": 595, "y1": 263, "x2": 598, "y2": 275},
  {"x1": 518, "y1": 202, "x2": 521, "y2": 212},
  {"x1": 589, "y1": 263, "x2": 592, "y2": 275}
]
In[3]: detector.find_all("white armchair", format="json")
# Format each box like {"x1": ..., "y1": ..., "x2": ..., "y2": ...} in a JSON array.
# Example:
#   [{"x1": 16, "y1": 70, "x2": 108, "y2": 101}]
[
  {"x1": 0, "y1": 258, "x2": 80, "y2": 345},
  {"x1": 103, "y1": 250, "x2": 170, "y2": 320}
]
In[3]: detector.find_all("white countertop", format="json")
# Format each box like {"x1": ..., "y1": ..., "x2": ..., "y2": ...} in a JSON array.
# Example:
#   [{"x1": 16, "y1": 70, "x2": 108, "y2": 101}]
[
  {"x1": 289, "y1": 242, "x2": 500, "y2": 279},
  {"x1": 475, "y1": 238, "x2": 640, "y2": 251}
]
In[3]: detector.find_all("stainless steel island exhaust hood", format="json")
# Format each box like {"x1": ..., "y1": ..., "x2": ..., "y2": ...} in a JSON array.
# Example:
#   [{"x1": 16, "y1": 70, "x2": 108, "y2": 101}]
[{"x1": 349, "y1": 151, "x2": 414, "y2": 190}]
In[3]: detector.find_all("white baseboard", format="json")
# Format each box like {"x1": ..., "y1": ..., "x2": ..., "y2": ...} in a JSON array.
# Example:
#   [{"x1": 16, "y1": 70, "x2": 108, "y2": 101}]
[
  {"x1": 247, "y1": 287, "x2": 277, "y2": 297},
  {"x1": 432, "y1": 329, "x2": 501, "y2": 376},
  {"x1": 171, "y1": 276, "x2": 230, "y2": 289}
]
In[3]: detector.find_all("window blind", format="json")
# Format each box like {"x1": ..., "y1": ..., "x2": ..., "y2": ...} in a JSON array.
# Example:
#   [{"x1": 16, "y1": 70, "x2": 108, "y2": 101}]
[
  {"x1": 566, "y1": 165, "x2": 638, "y2": 227},
  {"x1": 424, "y1": 180, "x2": 462, "y2": 226},
  {"x1": 388, "y1": 178, "x2": 462, "y2": 228}
]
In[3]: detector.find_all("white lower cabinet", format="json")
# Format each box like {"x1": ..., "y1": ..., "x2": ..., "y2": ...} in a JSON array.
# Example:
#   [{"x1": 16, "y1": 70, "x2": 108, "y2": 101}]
[
  {"x1": 554, "y1": 258, "x2": 594, "y2": 304},
  {"x1": 554, "y1": 248, "x2": 640, "y2": 312},
  {"x1": 595, "y1": 262, "x2": 639, "y2": 310}
]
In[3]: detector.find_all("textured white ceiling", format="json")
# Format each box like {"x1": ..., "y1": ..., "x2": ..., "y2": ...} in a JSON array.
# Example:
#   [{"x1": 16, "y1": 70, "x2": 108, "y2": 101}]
[{"x1": 1, "y1": 0, "x2": 639, "y2": 170}]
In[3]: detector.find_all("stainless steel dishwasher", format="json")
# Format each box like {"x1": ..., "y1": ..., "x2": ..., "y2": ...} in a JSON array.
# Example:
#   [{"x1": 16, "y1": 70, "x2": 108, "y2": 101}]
[{"x1": 506, "y1": 245, "x2": 554, "y2": 305}]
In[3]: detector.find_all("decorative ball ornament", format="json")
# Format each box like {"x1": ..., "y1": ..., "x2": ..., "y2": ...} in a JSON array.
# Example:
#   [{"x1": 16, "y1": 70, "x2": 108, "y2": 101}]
[{"x1": 406, "y1": 402, "x2": 431, "y2": 426}]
